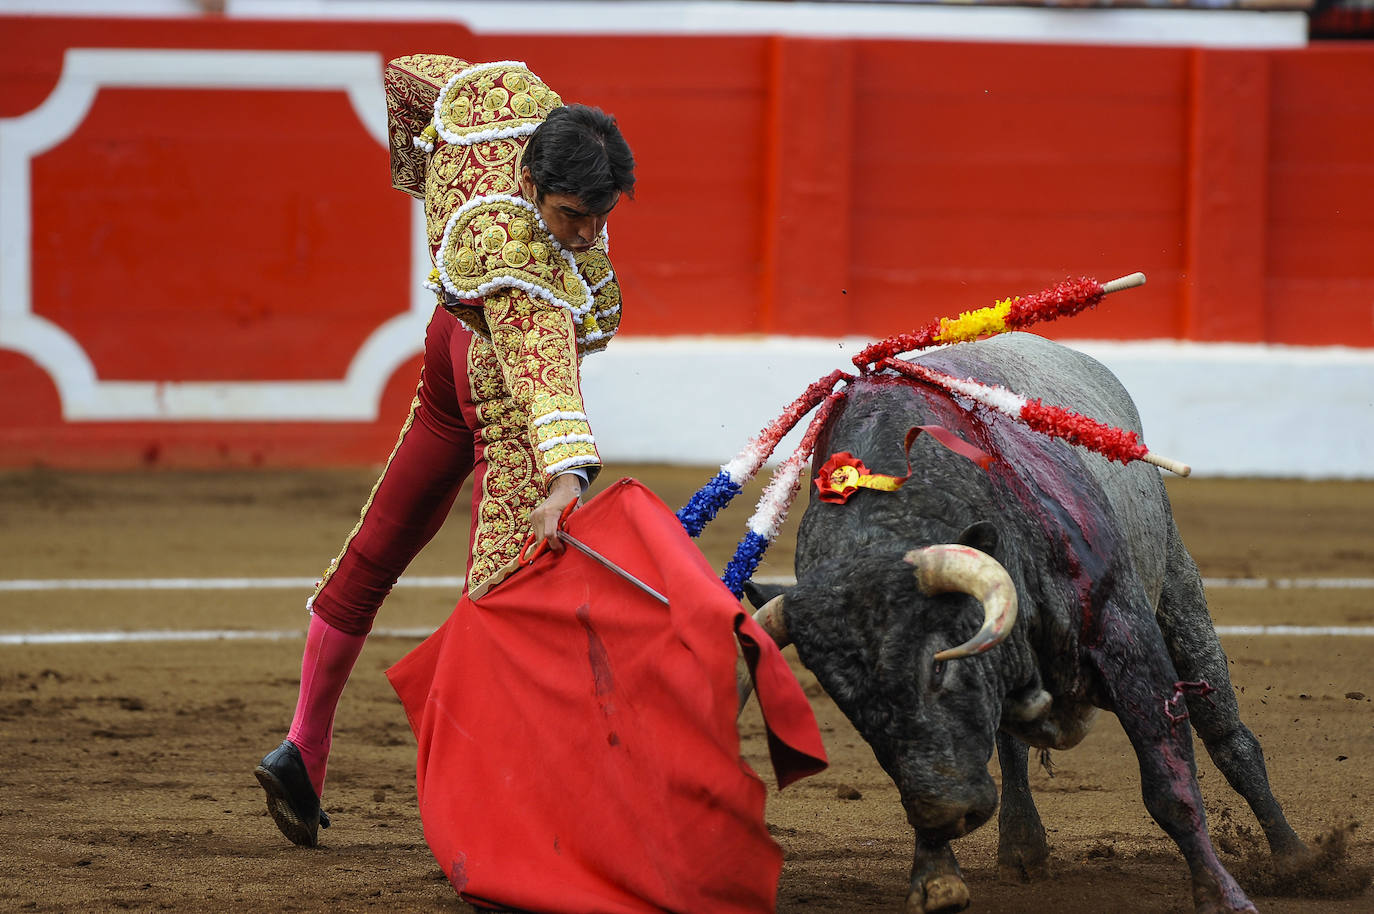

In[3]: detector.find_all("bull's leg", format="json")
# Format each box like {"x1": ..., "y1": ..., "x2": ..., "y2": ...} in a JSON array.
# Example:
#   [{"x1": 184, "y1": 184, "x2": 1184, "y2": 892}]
[
  {"x1": 1088, "y1": 610, "x2": 1256, "y2": 914},
  {"x1": 995, "y1": 731, "x2": 1050, "y2": 881},
  {"x1": 1156, "y1": 532, "x2": 1307, "y2": 859},
  {"x1": 906, "y1": 839, "x2": 970, "y2": 914}
]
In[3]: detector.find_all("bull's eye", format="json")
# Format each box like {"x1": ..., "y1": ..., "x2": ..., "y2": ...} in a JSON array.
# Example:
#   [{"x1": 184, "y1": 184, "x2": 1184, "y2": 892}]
[{"x1": 930, "y1": 660, "x2": 946, "y2": 690}]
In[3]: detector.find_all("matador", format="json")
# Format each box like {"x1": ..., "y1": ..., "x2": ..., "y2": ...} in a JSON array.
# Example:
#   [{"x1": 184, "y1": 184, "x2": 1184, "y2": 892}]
[{"x1": 255, "y1": 55, "x2": 637, "y2": 847}]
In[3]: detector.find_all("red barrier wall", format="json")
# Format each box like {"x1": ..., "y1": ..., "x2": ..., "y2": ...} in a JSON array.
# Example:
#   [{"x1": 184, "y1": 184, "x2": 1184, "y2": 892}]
[{"x1": 1, "y1": 17, "x2": 1371, "y2": 466}]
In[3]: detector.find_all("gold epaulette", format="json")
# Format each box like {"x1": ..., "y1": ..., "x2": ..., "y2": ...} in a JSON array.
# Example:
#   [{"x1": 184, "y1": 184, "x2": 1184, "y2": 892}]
[
  {"x1": 432, "y1": 61, "x2": 561, "y2": 147},
  {"x1": 436, "y1": 196, "x2": 592, "y2": 319}
]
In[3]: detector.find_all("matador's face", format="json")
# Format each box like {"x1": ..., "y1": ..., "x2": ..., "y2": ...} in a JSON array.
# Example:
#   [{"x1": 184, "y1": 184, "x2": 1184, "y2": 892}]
[{"x1": 520, "y1": 166, "x2": 617, "y2": 254}]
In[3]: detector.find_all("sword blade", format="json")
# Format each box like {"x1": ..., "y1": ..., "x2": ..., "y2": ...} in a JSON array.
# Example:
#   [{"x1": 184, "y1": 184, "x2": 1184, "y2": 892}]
[{"x1": 555, "y1": 532, "x2": 669, "y2": 605}]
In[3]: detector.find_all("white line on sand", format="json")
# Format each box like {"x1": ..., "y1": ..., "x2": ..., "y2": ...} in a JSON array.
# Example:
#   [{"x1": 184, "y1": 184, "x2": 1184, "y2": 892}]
[
  {"x1": 2, "y1": 624, "x2": 1371, "y2": 647},
  {"x1": 0, "y1": 576, "x2": 467, "y2": 591},
  {"x1": 3, "y1": 576, "x2": 1369, "y2": 644},
  {"x1": 2, "y1": 576, "x2": 1372, "y2": 592},
  {"x1": 0, "y1": 627, "x2": 435, "y2": 645}
]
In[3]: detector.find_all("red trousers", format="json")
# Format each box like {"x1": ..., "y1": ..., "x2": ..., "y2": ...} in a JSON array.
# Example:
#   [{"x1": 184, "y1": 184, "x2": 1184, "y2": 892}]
[{"x1": 309, "y1": 307, "x2": 479, "y2": 636}]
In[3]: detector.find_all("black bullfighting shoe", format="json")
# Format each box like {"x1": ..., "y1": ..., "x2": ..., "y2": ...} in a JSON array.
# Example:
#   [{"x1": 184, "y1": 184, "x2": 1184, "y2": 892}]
[{"x1": 254, "y1": 740, "x2": 331, "y2": 847}]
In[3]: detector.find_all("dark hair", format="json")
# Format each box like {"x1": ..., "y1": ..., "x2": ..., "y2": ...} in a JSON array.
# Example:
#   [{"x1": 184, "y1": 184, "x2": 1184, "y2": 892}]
[{"x1": 522, "y1": 104, "x2": 635, "y2": 214}]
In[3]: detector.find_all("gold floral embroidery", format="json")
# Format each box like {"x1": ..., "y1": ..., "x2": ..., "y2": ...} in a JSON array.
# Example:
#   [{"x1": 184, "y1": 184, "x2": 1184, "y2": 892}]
[
  {"x1": 391, "y1": 57, "x2": 623, "y2": 592},
  {"x1": 593, "y1": 282, "x2": 622, "y2": 327},
  {"x1": 397, "y1": 55, "x2": 620, "y2": 353},
  {"x1": 574, "y1": 248, "x2": 613, "y2": 289},
  {"x1": 385, "y1": 54, "x2": 470, "y2": 198},
  {"x1": 480, "y1": 292, "x2": 599, "y2": 479},
  {"x1": 511, "y1": 92, "x2": 538, "y2": 118},
  {"x1": 465, "y1": 337, "x2": 541, "y2": 592},
  {"x1": 440, "y1": 247, "x2": 622, "y2": 358},
  {"x1": 435, "y1": 63, "x2": 562, "y2": 145},
  {"x1": 438, "y1": 198, "x2": 591, "y2": 318},
  {"x1": 472, "y1": 137, "x2": 520, "y2": 169}
]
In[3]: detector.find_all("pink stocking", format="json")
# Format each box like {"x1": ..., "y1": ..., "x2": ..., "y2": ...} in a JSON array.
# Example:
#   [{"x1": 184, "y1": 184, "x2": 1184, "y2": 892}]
[{"x1": 287, "y1": 613, "x2": 368, "y2": 799}]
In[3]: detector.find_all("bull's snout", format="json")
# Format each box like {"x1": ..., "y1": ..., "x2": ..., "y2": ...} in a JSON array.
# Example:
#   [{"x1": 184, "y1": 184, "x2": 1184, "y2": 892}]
[{"x1": 903, "y1": 776, "x2": 997, "y2": 842}]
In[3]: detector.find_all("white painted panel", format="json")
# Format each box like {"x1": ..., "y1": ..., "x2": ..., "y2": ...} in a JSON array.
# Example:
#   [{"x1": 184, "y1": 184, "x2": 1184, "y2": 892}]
[{"x1": 580, "y1": 339, "x2": 1374, "y2": 479}]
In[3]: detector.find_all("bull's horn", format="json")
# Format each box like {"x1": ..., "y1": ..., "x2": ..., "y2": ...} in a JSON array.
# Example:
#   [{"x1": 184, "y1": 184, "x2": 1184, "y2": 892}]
[
  {"x1": 753, "y1": 594, "x2": 790, "y2": 648},
  {"x1": 738, "y1": 595, "x2": 790, "y2": 716},
  {"x1": 904, "y1": 544, "x2": 1018, "y2": 662}
]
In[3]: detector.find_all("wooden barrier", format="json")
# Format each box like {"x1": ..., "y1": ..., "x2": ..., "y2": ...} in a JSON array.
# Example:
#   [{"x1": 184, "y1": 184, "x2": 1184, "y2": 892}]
[{"x1": 0, "y1": 17, "x2": 1371, "y2": 467}]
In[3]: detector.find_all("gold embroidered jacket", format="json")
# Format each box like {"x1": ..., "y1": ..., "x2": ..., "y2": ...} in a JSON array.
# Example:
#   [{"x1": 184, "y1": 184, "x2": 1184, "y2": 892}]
[
  {"x1": 386, "y1": 55, "x2": 623, "y2": 477},
  {"x1": 385, "y1": 55, "x2": 624, "y2": 588}
]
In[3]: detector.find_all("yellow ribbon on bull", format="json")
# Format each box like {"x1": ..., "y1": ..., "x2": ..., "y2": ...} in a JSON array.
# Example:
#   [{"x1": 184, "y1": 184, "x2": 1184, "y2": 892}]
[
  {"x1": 814, "y1": 426, "x2": 996, "y2": 505},
  {"x1": 814, "y1": 454, "x2": 910, "y2": 504}
]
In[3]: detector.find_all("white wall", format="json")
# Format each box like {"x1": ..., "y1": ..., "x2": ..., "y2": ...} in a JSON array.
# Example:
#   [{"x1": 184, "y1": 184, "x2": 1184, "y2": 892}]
[{"x1": 581, "y1": 339, "x2": 1374, "y2": 479}]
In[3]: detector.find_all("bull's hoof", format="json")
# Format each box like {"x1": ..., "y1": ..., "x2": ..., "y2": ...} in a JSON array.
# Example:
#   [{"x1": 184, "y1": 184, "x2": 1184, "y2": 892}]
[
  {"x1": 997, "y1": 838, "x2": 1050, "y2": 883},
  {"x1": 998, "y1": 818, "x2": 1050, "y2": 883},
  {"x1": 1193, "y1": 895, "x2": 1258, "y2": 914},
  {"x1": 998, "y1": 853, "x2": 1050, "y2": 884},
  {"x1": 906, "y1": 874, "x2": 970, "y2": 913},
  {"x1": 1192, "y1": 874, "x2": 1258, "y2": 914}
]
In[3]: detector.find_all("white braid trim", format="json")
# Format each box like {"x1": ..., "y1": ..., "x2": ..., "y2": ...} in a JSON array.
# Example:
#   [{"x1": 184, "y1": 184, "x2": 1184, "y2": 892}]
[
  {"x1": 537, "y1": 433, "x2": 596, "y2": 452},
  {"x1": 442, "y1": 272, "x2": 592, "y2": 320},
  {"x1": 746, "y1": 456, "x2": 806, "y2": 541},
  {"x1": 550, "y1": 243, "x2": 593, "y2": 315},
  {"x1": 446, "y1": 122, "x2": 540, "y2": 147},
  {"x1": 532, "y1": 409, "x2": 588, "y2": 427},
  {"x1": 412, "y1": 135, "x2": 435, "y2": 152},
  {"x1": 938, "y1": 371, "x2": 1027, "y2": 415},
  {"x1": 722, "y1": 439, "x2": 772, "y2": 484},
  {"x1": 436, "y1": 194, "x2": 595, "y2": 320},
  {"x1": 431, "y1": 60, "x2": 532, "y2": 145},
  {"x1": 546, "y1": 455, "x2": 600, "y2": 476}
]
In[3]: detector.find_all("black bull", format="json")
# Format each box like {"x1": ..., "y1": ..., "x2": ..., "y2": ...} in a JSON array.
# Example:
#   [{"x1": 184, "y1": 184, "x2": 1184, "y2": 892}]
[{"x1": 746, "y1": 333, "x2": 1308, "y2": 914}]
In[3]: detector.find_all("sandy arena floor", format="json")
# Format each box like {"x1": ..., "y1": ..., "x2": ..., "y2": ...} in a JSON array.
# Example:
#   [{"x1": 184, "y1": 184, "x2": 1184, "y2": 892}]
[{"x1": 0, "y1": 467, "x2": 1370, "y2": 913}]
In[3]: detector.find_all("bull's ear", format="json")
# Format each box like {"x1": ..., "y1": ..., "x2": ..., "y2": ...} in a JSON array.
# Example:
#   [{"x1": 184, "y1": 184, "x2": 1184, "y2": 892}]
[
  {"x1": 956, "y1": 521, "x2": 1001, "y2": 561},
  {"x1": 742, "y1": 580, "x2": 790, "y2": 610}
]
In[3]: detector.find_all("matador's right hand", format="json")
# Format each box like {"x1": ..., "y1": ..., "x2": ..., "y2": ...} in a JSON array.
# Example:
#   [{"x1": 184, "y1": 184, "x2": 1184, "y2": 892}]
[{"x1": 528, "y1": 473, "x2": 582, "y2": 553}]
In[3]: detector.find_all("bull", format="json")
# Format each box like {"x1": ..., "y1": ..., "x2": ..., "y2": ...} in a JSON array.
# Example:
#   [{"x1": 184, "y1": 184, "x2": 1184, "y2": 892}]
[{"x1": 746, "y1": 332, "x2": 1308, "y2": 914}]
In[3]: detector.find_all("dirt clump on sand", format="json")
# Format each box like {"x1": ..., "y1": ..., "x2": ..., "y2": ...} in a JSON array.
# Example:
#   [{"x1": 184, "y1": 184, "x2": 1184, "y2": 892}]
[{"x1": 1215, "y1": 811, "x2": 1374, "y2": 900}]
